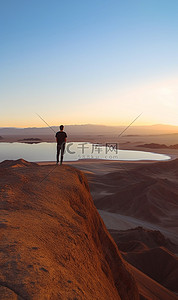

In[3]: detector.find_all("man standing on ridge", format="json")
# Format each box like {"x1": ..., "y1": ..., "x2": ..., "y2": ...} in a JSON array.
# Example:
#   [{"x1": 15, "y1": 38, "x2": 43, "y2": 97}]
[{"x1": 55, "y1": 125, "x2": 67, "y2": 165}]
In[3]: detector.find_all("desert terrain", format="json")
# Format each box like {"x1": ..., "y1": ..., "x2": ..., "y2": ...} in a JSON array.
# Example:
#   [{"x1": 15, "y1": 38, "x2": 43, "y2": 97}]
[
  {"x1": 66, "y1": 157, "x2": 178, "y2": 297},
  {"x1": 0, "y1": 125, "x2": 178, "y2": 299},
  {"x1": 1, "y1": 157, "x2": 178, "y2": 299},
  {"x1": 1, "y1": 158, "x2": 178, "y2": 299},
  {"x1": 0, "y1": 159, "x2": 140, "y2": 300}
]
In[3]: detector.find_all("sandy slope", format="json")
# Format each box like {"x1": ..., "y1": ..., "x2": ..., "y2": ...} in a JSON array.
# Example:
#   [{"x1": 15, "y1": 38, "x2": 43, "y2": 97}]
[
  {"x1": 125, "y1": 247, "x2": 178, "y2": 293},
  {"x1": 1, "y1": 157, "x2": 178, "y2": 299},
  {"x1": 80, "y1": 159, "x2": 178, "y2": 234},
  {"x1": 109, "y1": 227, "x2": 178, "y2": 253},
  {"x1": 129, "y1": 264, "x2": 178, "y2": 300},
  {"x1": 0, "y1": 159, "x2": 139, "y2": 300},
  {"x1": 98, "y1": 210, "x2": 178, "y2": 244},
  {"x1": 67, "y1": 158, "x2": 178, "y2": 297},
  {"x1": 109, "y1": 228, "x2": 178, "y2": 293}
]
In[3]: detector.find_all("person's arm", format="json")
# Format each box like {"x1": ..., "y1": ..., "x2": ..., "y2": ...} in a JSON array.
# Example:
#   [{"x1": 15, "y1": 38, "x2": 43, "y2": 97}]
[{"x1": 65, "y1": 133, "x2": 67, "y2": 143}]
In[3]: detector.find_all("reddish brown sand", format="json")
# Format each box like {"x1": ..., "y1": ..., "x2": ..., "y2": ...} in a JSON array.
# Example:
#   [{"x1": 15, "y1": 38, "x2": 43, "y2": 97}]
[
  {"x1": 129, "y1": 264, "x2": 178, "y2": 300},
  {"x1": 0, "y1": 159, "x2": 139, "y2": 300},
  {"x1": 66, "y1": 158, "x2": 178, "y2": 299},
  {"x1": 84, "y1": 159, "x2": 178, "y2": 233},
  {"x1": 1, "y1": 128, "x2": 178, "y2": 299},
  {"x1": 109, "y1": 227, "x2": 178, "y2": 293},
  {"x1": 125, "y1": 247, "x2": 178, "y2": 293}
]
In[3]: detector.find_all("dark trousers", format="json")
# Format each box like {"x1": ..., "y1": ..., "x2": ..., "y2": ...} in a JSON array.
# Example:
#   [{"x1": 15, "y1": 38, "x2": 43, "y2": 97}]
[{"x1": 57, "y1": 143, "x2": 65, "y2": 164}]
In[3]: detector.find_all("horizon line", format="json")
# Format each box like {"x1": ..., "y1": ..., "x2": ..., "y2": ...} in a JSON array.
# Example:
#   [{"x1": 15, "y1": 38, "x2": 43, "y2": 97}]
[{"x1": 1, "y1": 123, "x2": 178, "y2": 129}]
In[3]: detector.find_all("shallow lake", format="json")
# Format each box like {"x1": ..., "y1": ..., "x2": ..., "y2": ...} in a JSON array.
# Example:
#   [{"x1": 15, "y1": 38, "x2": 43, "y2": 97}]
[{"x1": 0, "y1": 142, "x2": 170, "y2": 162}]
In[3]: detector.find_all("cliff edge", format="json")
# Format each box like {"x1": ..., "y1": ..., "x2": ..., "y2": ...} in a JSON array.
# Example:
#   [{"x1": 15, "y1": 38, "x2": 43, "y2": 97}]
[{"x1": 0, "y1": 159, "x2": 139, "y2": 300}]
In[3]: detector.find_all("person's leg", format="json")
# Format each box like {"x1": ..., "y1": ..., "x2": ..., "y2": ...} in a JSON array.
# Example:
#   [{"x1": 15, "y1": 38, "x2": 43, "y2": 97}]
[
  {"x1": 57, "y1": 144, "x2": 61, "y2": 164},
  {"x1": 60, "y1": 143, "x2": 65, "y2": 165}
]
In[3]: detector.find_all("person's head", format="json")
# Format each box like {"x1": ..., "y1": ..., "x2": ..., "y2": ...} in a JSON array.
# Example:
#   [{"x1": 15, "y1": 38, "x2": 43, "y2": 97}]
[{"x1": 60, "y1": 125, "x2": 64, "y2": 131}]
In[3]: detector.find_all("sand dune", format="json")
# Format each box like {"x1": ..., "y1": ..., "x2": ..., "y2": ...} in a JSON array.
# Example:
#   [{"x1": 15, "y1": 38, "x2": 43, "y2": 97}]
[
  {"x1": 129, "y1": 264, "x2": 178, "y2": 300},
  {"x1": 69, "y1": 158, "x2": 178, "y2": 297},
  {"x1": 0, "y1": 159, "x2": 139, "y2": 300},
  {"x1": 91, "y1": 159, "x2": 178, "y2": 227},
  {"x1": 125, "y1": 247, "x2": 178, "y2": 293},
  {"x1": 109, "y1": 227, "x2": 178, "y2": 253},
  {"x1": 98, "y1": 210, "x2": 178, "y2": 244},
  {"x1": 109, "y1": 227, "x2": 178, "y2": 293}
]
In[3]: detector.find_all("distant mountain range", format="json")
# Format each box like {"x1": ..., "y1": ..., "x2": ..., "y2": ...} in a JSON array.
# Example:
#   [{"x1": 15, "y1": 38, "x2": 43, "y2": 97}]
[{"x1": 0, "y1": 124, "x2": 178, "y2": 136}]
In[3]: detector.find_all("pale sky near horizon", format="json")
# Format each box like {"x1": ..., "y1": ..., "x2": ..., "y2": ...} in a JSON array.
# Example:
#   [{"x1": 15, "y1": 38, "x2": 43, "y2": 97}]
[{"x1": 1, "y1": 0, "x2": 178, "y2": 127}]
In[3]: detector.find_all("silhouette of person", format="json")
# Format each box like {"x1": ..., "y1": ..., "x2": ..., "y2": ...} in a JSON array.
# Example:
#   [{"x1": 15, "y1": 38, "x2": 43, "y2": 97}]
[{"x1": 55, "y1": 125, "x2": 67, "y2": 165}]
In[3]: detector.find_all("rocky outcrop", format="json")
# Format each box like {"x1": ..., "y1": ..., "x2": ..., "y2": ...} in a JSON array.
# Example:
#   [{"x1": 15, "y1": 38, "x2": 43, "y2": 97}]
[{"x1": 0, "y1": 159, "x2": 139, "y2": 300}]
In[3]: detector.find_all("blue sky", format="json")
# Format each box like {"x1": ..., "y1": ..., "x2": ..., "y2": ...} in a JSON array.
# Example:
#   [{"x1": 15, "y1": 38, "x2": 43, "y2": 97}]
[{"x1": 1, "y1": 0, "x2": 178, "y2": 127}]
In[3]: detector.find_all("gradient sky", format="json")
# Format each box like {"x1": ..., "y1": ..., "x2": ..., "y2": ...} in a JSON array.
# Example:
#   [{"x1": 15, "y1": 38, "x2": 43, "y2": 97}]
[{"x1": 1, "y1": 0, "x2": 178, "y2": 127}]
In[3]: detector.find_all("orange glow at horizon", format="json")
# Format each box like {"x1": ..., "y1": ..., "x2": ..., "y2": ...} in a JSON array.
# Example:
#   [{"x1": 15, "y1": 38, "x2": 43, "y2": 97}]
[{"x1": 1, "y1": 77, "x2": 178, "y2": 128}]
